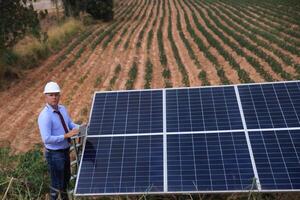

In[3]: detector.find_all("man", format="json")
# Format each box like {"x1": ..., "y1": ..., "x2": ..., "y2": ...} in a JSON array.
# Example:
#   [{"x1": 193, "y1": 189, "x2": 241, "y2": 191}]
[{"x1": 38, "y1": 81, "x2": 79, "y2": 200}]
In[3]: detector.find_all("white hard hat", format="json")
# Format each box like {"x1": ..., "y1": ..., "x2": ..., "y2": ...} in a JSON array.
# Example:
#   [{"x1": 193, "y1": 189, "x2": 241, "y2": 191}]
[{"x1": 43, "y1": 82, "x2": 61, "y2": 93}]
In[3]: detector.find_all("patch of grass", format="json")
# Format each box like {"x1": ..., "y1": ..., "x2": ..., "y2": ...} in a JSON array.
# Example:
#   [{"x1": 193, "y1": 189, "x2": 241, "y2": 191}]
[
  {"x1": 108, "y1": 64, "x2": 122, "y2": 90},
  {"x1": 0, "y1": 146, "x2": 49, "y2": 199},
  {"x1": 78, "y1": 74, "x2": 88, "y2": 84},
  {"x1": 47, "y1": 18, "x2": 83, "y2": 51},
  {"x1": 198, "y1": 70, "x2": 210, "y2": 86},
  {"x1": 125, "y1": 61, "x2": 138, "y2": 90},
  {"x1": 0, "y1": 18, "x2": 85, "y2": 89},
  {"x1": 144, "y1": 59, "x2": 153, "y2": 89},
  {"x1": 94, "y1": 76, "x2": 102, "y2": 88}
]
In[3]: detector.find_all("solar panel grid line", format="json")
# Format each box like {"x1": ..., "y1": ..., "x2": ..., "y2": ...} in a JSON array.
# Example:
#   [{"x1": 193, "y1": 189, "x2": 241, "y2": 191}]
[
  {"x1": 187, "y1": 88, "x2": 193, "y2": 131},
  {"x1": 251, "y1": 130, "x2": 300, "y2": 190},
  {"x1": 166, "y1": 130, "x2": 246, "y2": 136},
  {"x1": 247, "y1": 127, "x2": 300, "y2": 132},
  {"x1": 229, "y1": 131, "x2": 243, "y2": 189},
  {"x1": 99, "y1": 93, "x2": 110, "y2": 135},
  {"x1": 163, "y1": 89, "x2": 168, "y2": 192},
  {"x1": 216, "y1": 129, "x2": 228, "y2": 189},
  {"x1": 238, "y1": 82, "x2": 300, "y2": 129},
  {"x1": 86, "y1": 132, "x2": 165, "y2": 138},
  {"x1": 204, "y1": 133, "x2": 213, "y2": 190},
  {"x1": 167, "y1": 132, "x2": 256, "y2": 191},
  {"x1": 187, "y1": 89, "x2": 199, "y2": 189},
  {"x1": 240, "y1": 85, "x2": 262, "y2": 130},
  {"x1": 88, "y1": 91, "x2": 163, "y2": 136},
  {"x1": 133, "y1": 135, "x2": 138, "y2": 191},
  {"x1": 270, "y1": 130, "x2": 293, "y2": 188},
  {"x1": 211, "y1": 88, "x2": 219, "y2": 131},
  {"x1": 260, "y1": 85, "x2": 278, "y2": 129},
  {"x1": 77, "y1": 136, "x2": 164, "y2": 194},
  {"x1": 75, "y1": 189, "x2": 300, "y2": 196},
  {"x1": 234, "y1": 86, "x2": 261, "y2": 190},
  {"x1": 111, "y1": 92, "x2": 119, "y2": 136},
  {"x1": 283, "y1": 83, "x2": 300, "y2": 125},
  {"x1": 103, "y1": 137, "x2": 113, "y2": 192},
  {"x1": 166, "y1": 87, "x2": 243, "y2": 133},
  {"x1": 118, "y1": 134, "x2": 126, "y2": 191},
  {"x1": 90, "y1": 132, "x2": 103, "y2": 193}
]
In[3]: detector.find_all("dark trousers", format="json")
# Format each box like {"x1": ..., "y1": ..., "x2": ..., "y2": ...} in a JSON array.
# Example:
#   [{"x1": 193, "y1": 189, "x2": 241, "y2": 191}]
[{"x1": 45, "y1": 149, "x2": 70, "y2": 200}]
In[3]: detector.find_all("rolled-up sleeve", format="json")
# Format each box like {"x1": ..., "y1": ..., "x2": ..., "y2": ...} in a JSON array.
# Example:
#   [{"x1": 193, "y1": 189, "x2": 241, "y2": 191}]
[{"x1": 38, "y1": 112, "x2": 64, "y2": 144}]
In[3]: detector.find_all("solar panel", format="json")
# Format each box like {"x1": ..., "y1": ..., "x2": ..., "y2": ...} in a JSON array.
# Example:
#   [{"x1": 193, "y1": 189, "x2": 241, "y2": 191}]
[
  {"x1": 238, "y1": 82, "x2": 300, "y2": 129},
  {"x1": 249, "y1": 130, "x2": 300, "y2": 190},
  {"x1": 166, "y1": 87, "x2": 243, "y2": 132},
  {"x1": 88, "y1": 90, "x2": 163, "y2": 135},
  {"x1": 167, "y1": 132, "x2": 255, "y2": 192},
  {"x1": 75, "y1": 81, "x2": 300, "y2": 196},
  {"x1": 76, "y1": 135, "x2": 164, "y2": 194}
]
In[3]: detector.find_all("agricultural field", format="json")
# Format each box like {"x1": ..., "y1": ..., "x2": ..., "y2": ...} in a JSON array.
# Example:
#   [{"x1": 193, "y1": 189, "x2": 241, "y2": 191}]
[{"x1": 0, "y1": 0, "x2": 299, "y2": 153}]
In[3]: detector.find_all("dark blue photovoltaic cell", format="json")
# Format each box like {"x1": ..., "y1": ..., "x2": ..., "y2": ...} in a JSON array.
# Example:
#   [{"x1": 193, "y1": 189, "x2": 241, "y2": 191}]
[
  {"x1": 88, "y1": 90, "x2": 163, "y2": 135},
  {"x1": 167, "y1": 132, "x2": 255, "y2": 191},
  {"x1": 249, "y1": 130, "x2": 300, "y2": 190},
  {"x1": 76, "y1": 135, "x2": 164, "y2": 194},
  {"x1": 166, "y1": 87, "x2": 243, "y2": 132},
  {"x1": 238, "y1": 82, "x2": 300, "y2": 129}
]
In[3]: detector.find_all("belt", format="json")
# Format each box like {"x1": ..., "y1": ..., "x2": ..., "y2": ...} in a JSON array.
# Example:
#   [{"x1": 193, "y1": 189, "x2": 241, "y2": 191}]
[{"x1": 46, "y1": 148, "x2": 69, "y2": 152}]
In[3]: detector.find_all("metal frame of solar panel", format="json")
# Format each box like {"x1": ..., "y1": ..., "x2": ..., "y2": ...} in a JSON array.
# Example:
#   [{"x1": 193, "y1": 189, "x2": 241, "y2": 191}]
[{"x1": 75, "y1": 80, "x2": 300, "y2": 196}]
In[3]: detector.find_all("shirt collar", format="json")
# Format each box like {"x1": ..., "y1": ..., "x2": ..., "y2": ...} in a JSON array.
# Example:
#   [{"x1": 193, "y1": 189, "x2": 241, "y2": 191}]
[{"x1": 46, "y1": 103, "x2": 62, "y2": 112}]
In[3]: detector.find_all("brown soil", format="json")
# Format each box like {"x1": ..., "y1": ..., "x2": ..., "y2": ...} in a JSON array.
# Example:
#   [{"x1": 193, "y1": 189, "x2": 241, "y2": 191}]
[
  {"x1": 149, "y1": 1, "x2": 165, "y2": 89},
  {"x1": 1, "y1": 0, "x2": 299, "y2": 153},
  {"x1": 206, "y1": 3, "x2": 283, "y2": 81},
  {"x1": 169, "y1": 0, "x2": 201, "y2": 87},
  {"x1": 215, "y1": 2, "x2": 300, "y2": 65},
  {"x1": 174, "y1": 0, "x2": 221, "y2": 85}
]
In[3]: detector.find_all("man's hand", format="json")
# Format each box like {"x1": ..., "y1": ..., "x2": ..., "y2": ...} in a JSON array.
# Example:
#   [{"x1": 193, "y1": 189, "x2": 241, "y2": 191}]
[{"x1": 64, "y1": 129, "x2": 79, "y2": 138}]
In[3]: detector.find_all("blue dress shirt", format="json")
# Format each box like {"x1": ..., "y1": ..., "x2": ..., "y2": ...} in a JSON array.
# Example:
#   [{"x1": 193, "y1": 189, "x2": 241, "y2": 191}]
[{"x1": 38, "y1": 104, "x2": 79, "y2": 150}]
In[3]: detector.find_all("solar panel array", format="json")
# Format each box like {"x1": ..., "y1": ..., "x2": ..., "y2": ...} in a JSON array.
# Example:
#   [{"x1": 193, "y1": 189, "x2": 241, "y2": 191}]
[{"x1": 75, "y1": 81, "x2": 300, "y2": 196}]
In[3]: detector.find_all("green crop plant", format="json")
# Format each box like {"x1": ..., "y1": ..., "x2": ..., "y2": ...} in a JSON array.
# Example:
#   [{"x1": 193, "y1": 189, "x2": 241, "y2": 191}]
[
  {"x1": 144, "y1": 59, "x2": 153, "y2": 89},
  {"x1": 125, "y1": 61, "x2": 138, "y2": 90},
  {"x1": 198, "y1": 70, "x2": 210, "y2": 86},
  {"x1": 109, "y1": 64, "x2": 122, "y2": 90}
]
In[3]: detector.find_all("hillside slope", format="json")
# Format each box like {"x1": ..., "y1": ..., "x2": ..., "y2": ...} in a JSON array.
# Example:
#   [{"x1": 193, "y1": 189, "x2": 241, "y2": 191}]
[{"x1": 0, "y1": 0, "x2": 299, "y2": 153}]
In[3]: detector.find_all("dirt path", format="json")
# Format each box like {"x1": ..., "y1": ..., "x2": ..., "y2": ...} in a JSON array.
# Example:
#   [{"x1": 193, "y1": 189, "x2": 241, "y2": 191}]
[
  {"x1": 149, "y1": 1, "x2": 165, "y2": 89},
  {"x1": 168, "y1": 0, "x2": 200, "y2": 86}
]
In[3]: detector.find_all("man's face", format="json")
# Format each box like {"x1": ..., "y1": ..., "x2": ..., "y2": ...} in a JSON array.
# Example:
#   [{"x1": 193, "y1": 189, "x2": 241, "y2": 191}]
[{"x1": 45, "y1": 93, "x2": 60, "y2": 107}]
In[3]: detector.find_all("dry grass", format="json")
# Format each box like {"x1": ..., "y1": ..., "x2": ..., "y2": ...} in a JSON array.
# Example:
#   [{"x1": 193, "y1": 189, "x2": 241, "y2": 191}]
[
  {"x1": 14, "y1": 18, "x2": 83, "y2": 57},
  {"x1": 47, "y1": 18, "x2": 84, "y2": 50},
  {"x1": 14, "y1": 37, "x2": 47, "y2": 60},
  {"x1": 0, "y1": 18, "x2": 84, "y2": 88}
]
